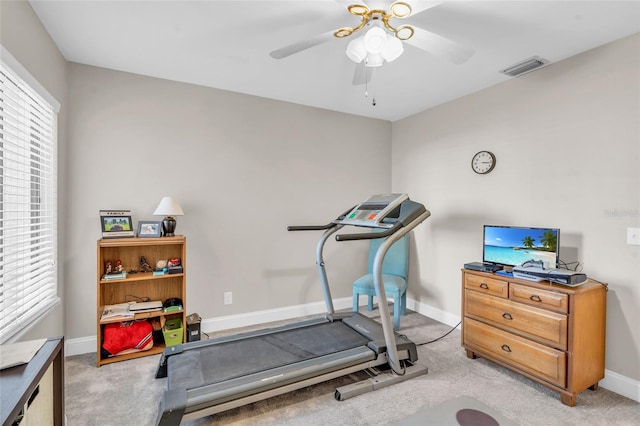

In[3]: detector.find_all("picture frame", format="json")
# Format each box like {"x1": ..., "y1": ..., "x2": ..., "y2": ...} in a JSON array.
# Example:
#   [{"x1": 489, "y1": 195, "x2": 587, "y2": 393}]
[
  {"x1": 100, "y1": 210, "x2": 135, "y2": 238},
  {"x1": 137, "y1": 221, "x2": 163, "y2": 238}
]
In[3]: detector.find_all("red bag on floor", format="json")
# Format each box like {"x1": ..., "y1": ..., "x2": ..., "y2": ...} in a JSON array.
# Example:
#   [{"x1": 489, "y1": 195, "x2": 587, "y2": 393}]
[{"x1": 102, "y1": 320, "x2": 153, "y2": 356}]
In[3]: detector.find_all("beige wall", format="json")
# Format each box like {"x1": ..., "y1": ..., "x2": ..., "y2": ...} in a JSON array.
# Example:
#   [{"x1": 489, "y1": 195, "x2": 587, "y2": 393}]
[
  {"x1": 1, "y1": 0, "x2": 68, "y2": 341},
  {"x1": 392, "y1": 33, "x2": 640, "y2": 381},
  {"x1": 64, "y1": 63, "x2": 391, "y2": 340}
]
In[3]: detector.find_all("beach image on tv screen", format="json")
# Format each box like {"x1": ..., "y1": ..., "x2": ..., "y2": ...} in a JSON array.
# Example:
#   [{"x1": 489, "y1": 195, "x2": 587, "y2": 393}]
[{"x1": 484, "y1": 226, "x2": 558, "y2": 267}]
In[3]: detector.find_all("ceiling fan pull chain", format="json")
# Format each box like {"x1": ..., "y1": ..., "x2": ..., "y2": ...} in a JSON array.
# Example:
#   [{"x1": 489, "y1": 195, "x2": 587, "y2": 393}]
[{"x1": 364, "y1": 60, "x2": 369, "y2": 98}]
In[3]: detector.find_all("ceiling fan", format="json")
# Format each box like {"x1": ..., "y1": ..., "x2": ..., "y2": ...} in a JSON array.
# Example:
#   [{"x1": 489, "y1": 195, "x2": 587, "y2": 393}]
[{"x1": 269, "y1": 1, "x2": 475, "y2": 84}]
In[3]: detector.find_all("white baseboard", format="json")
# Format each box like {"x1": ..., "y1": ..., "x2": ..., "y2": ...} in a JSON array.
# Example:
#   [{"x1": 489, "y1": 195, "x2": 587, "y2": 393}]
[
  {"x1": 65, "y1": 335, "x2": 96, "y2": 357},
  {"x1": 65, "y1": 297, "x2": 639, "y2": 403},
  {"x1": 407, "y1": 298, "x2": 462, "y2": 328},
  {"x1": 600, "y1": 368, "x2": 640, "y2": 402},
  {"x1": 201, "y1": 297, "x2": 353, "y2": 333}
]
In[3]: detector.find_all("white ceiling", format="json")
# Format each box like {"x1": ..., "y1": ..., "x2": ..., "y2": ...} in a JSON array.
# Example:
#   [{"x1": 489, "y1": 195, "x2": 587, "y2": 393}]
[{"x1": 29, "y1": 1, "x2": 640, "y2": 122}]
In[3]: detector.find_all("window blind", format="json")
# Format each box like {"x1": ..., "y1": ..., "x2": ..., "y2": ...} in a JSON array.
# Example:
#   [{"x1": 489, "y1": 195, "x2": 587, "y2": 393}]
[{"x1": 0, "y1": 55, "x2": 59, "y2": 343}]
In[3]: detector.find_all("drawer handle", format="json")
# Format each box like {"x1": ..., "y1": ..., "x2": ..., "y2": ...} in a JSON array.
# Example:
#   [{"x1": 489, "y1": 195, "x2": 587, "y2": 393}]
[
  {"x1": 501, "y1": 344, "x2": 512, "y2": 353},
  {"x1": 530, "y1": 295, "x2": 542, "y2": 302},
  {"x1": 479, "y1": 283, "x2": 489, "y2": 289},
  {"x1": 502, "y1": 312, "x2": 513, "y2": 320}
]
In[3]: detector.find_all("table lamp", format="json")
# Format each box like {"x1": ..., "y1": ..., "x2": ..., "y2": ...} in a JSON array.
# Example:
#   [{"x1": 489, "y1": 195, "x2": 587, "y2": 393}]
[{"x1": 153, "y1": 196, "x2": 184, "y2": 237}]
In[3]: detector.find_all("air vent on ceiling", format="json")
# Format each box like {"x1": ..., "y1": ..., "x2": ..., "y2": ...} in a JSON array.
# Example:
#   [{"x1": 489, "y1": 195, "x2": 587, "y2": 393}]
[{"x1": 499, "y1": 56, "x2": 550, "y2": 78}]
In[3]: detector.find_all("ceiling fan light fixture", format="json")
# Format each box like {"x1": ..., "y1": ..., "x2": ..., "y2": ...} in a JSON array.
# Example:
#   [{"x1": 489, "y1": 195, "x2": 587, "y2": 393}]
[
  {"x1": 381, "y1": 34, "x2": 403, "y2": 62},
  {"x1": 364, "y1": 27, "x2": 387, "y2": 54},
  {"x1": 365, "y1": 53, "x2": 384, "y2": 67},
  {"x1": 346, "y1": 36, "x2": 367, "y2": 63}
]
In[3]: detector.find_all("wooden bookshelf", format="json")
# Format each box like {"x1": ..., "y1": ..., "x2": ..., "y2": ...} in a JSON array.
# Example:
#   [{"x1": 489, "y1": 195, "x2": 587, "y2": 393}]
[{"x1": 96, "y1": 236, "x2": 186, "y2": 367}]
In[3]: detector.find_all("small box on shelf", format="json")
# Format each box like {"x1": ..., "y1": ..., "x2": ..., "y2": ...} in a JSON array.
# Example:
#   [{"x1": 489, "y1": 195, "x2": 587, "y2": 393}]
[{"x1": 163, "y1": 318, "x2": 183, "y2": 347}]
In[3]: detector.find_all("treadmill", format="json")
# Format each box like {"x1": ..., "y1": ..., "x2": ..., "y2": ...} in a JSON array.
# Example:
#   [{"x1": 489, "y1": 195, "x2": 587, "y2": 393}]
[{"x1": 155, "y1": 194, "x2": 431, "y2": 425}]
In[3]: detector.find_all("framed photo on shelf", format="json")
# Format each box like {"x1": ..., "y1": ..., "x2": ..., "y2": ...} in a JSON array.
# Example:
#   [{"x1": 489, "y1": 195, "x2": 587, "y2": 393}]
[
  {"x1": 99, "y1": 210, "x2": 135, "y2": 238},
  {"x1": 137, "y1": 221, "x2": 162, "y2": 238}
]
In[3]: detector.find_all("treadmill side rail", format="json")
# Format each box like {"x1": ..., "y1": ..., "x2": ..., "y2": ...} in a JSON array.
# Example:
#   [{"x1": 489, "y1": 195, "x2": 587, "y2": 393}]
[
  {"x1": 157, "y1": 387, "x2": 187, "y2": 426},
  {"x1": 156, "y1": 345, "x2": 185, "y2": 378},
  {"x1": 184, "y1": 347, "x2": 376, "y2": 413}
]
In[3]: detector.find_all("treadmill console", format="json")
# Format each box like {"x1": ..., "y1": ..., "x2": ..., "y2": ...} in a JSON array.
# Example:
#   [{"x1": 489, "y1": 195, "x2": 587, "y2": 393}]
[{"x1": 337, "y1": 194, "x2": 409, "y2": 228}]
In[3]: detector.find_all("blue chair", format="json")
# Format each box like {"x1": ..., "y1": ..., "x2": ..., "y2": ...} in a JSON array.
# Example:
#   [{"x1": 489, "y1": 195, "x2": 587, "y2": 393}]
[{"x1": 352, "y1": 233, "x2": 409, "y2": 331}]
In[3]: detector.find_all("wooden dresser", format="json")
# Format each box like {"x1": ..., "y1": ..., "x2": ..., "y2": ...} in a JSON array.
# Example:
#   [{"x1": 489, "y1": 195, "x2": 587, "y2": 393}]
[{"x1": 461, "y1": 269, "x2": 606, "y2": 406}]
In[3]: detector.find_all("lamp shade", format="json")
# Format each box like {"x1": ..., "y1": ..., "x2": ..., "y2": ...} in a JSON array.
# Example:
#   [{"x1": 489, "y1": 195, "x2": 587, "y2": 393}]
[
  {"x1": 346, "y1": 36, "x2": 367, "y2": 63},
  {"x1": 381, "y1": 35, "x2": 404, "y2": 62},
  {"x1": 346, "y1": 26, "x2": 405, "y2": 66},
  {"x1": 364, "y1": 27, "x2": 387, "y2": 54},
  {"x1": 153, "y1": 197, "x2": 184, "y2": 217}
]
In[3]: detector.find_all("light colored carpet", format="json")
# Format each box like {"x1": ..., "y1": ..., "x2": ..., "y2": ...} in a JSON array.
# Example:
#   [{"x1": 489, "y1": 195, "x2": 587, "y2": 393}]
[{"x1": 65, "y1": 309, "x2": 640, "y2": 425}]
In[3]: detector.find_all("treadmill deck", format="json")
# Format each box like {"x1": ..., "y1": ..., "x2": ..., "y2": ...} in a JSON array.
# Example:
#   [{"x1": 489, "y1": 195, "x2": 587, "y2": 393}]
[{"x1": 168, "y1": 321, "x2": 370, "y2": 390}]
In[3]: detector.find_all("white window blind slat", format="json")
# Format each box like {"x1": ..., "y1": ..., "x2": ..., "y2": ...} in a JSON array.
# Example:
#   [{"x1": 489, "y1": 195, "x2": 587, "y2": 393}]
[{"x1": 0, "y1": 52, "x2": 59, "y2": 343}]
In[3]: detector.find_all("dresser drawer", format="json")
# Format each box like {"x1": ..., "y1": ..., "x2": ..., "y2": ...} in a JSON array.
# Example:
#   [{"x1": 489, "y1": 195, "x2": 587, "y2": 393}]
[
  {"x1": 465, "y1": 290, "x2": 568, "y2": 350},
  {"x1": 510, "y1": 283, "x2": 569, "y2": 314},
  {"x1": 464, "y1": 318, "x2": 567, "y2": 388},
  {"x1": 464, "y1": 273, "x2": 508, "y2": 298}
]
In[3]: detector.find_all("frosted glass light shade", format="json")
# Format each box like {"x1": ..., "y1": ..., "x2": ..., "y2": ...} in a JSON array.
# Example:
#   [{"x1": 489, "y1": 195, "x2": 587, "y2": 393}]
[
  {"x1": 365, "y1": 53, "x2": 384, "y2": 67},
  {"x1": 381, "y1": 35, "x2": 404, "y2": 62},
  {"x1": 346, "y1": 36, "x2": 366, "y2": 63},
  {"x1": 364, "y1": 27, "x2": 387, "y2": 54},
  {"x1": 346, "y1": 27, "x2": 405, "y2": 65}
]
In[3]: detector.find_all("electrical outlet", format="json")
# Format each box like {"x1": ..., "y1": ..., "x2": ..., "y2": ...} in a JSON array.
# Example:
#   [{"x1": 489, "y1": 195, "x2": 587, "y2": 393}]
[
  {"x1": 628, "y1": 228, "x2": 640, "y2": 245},
  {"x1": 224, "y1": 292, "x2": 233, "y2": 305}
]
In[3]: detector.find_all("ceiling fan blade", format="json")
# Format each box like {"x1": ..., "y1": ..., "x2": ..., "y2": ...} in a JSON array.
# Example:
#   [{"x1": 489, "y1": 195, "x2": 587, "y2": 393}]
[
  {"x1": 270, "y1": 30, "x2": 336, "y2": 59},
  {"x1": 352, "y1": 63, "x2": 373, "y2": 86},
  {"x1": 404, "y1": 26, "x2": 475, "y2": 64},
  {"x1": 333, "y1": 0, "x2": 364, "y2": 8},
  {"x1": 404, "y1": 1, "x2": 443, "y2": 17}
]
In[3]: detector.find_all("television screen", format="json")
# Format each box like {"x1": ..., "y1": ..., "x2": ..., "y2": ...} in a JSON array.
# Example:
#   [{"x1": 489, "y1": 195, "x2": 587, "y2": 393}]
[{"x1": 483, "y1": 225, "x2": 560, "y2": 268}]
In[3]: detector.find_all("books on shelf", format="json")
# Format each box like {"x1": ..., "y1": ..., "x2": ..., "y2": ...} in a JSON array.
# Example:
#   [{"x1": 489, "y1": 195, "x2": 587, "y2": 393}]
[
  {"x1": 129, "y1": 301, "x2": 163, "y2": 312},
  {"x1": 101, "y1": 303, "x2": 134, "y2": 320},
  {"x1": 100, "y1": 301, "x2": 163, "y2": 321},
  {"x1": 102, "y1": 271, "x2": 127, "y2": 281}
]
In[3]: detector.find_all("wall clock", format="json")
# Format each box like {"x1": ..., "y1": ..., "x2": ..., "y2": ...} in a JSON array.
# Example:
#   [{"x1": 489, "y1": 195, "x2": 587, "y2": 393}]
[{"x1": 471, "y1": 151, "x2": 496, "y2": 174}]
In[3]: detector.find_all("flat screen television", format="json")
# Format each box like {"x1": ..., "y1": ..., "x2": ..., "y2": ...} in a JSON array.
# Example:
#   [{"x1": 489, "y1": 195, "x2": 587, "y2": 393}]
[{"x1": 483, "y1": 225, "x2": 560, "y2": 268}]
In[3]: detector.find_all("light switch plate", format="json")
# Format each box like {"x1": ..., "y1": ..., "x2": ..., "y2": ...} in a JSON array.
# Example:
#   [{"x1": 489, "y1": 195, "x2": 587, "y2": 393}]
[{"x1": 627, "y1": 228, "x2": 640, "y2": 245}]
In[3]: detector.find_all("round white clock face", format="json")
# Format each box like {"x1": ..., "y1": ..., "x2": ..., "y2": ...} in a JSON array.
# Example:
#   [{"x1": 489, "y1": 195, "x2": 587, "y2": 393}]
[{"x1": 471, "y1": 151, "x2": 496, "y2": 174}]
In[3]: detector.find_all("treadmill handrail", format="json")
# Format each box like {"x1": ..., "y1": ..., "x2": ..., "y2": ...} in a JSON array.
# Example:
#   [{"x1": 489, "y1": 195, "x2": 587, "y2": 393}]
[
  {"x1": 287, "y1": 206, "x2": 356, "y2": 232},
  {"x1": 287, "y1": 223, "x2": 336, "y2": 231},
  {"x1": 370, "y1": 208, "x2": 431, "y2": 375},
  {"x1": 287, "y1": 196, "x2": 431, "y2": 375}
]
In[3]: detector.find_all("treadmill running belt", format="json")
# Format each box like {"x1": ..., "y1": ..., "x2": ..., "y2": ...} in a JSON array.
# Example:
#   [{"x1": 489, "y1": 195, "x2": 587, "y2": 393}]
[{"x1": 168, "y1": 322, "x2": 369, "y2": 390}]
